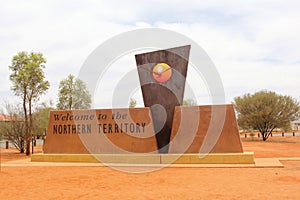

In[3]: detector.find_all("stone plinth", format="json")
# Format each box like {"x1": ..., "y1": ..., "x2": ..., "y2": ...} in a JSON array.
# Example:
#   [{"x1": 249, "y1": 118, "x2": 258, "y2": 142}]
[
  {"x1": 32, "y1": 152, "x2": 254, "y2": 164},
  {"x1": 169, "y1": 104, "x2": 243, "y2": 154},
  {"x1": 43, "y1": 108, "x2": 158, "y2": 154}
]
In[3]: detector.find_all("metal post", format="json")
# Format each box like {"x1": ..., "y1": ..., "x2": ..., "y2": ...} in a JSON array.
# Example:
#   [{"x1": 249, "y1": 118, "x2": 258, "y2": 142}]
[
  {"x1": 5, "y1": 141, "x2": 9, "y2": 149},
  {"x1": 31, "y1": 134, "x2": 34, "y2": 154},
  {"x1": 0, "y1": 142, "x2": 1, "y2": 172}
]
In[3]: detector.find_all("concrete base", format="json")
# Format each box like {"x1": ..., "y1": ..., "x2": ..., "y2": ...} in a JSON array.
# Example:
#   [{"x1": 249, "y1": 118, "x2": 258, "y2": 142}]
[
  {"x1": 31, "y1": 152, "x2": 254, "y2": 164},
  {"x1": 161, "y1": 152, "x2": 254, "y2": 164}
]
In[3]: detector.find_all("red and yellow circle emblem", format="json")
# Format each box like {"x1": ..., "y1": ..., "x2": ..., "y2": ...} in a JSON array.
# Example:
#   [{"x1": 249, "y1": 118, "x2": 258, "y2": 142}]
[{"x1": 152, "y1": 63, "x2": 172, "y2": 83}]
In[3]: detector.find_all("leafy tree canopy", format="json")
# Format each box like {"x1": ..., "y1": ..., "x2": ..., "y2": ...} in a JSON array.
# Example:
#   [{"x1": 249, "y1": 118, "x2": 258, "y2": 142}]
[
  {"x1": 233, "y1": 90, "x2": 300, "y2": 141},
  {"x1": 9, "y1": 51, "x2": 49, "y2": 101},
  {"x1": 57, "y1": 74, "x2": 91, "y2": 110},
  {"x1": 9, "y1": 51, "x2": 49, "y2": 155},
  {"x1": 129, "y1": 98, "x2": 137, "y2": 108},
  {"x1": 32, "y1": 101, "x2": 54, "y2": 136},
  {"x1": 183, "y1": 99, "x2": 197, "y2": 106}
]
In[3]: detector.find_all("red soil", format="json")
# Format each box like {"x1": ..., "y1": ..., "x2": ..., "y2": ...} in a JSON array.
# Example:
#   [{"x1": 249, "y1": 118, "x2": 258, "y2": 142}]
[{"x1": 0, "y1": 136, "x2": 299, "y2": 200}]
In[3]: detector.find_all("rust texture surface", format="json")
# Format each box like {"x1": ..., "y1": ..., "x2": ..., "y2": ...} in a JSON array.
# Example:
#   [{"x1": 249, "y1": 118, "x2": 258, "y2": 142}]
[
  {"x1": 44, "y1": 108, "x2": 158, "y2": 154},
  {"x1": 169, "y1": 104, "x2": 243, "y2": 153},
  {"x1": 135, "y1": 45, "x2": 190, "y2": 152}
]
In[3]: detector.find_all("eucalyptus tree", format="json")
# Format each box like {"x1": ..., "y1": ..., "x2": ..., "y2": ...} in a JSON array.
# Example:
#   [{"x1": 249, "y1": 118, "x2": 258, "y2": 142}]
[{"x1": 9, "y1": 51, "x2": 49, "y2": 155}]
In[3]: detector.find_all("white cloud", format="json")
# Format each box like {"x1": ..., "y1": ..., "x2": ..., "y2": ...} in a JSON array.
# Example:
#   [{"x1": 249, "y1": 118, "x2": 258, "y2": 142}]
[{"x1": 0, "y1": 0, "x2": 300, "y2": 109}]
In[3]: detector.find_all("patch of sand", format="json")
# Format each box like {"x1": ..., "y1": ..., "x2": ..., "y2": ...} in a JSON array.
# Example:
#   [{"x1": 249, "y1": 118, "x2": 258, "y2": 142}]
[
  {"x1": 0, "y1": 136, "x2": 299, "y2": 200},
  {"x1": 242, "y1": 136, "x2": 300, "y2": 158}
]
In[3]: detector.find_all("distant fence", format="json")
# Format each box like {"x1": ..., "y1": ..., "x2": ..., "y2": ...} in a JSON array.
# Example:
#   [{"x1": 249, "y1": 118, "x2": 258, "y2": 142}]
[
  {"x1": 241, "y1": 132, "x2": 300, "y2": 138},
  {"x1": 0, "y1": 139, "x2": 44, "y2": 149},
  {"x1": 0, "y1": 140, "x2": 13, "y2": 149}
]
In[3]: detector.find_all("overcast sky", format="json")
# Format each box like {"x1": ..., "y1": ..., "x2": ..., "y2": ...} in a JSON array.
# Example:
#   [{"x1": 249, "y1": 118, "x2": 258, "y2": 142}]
[{"x1": 1, "y1": 0, "x2": 300, "y2": 109}]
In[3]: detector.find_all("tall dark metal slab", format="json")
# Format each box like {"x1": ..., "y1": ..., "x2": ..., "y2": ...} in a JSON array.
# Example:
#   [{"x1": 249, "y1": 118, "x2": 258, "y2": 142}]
[{"x1": 135, "y1": 45, "x2": 190, "y2": 153}]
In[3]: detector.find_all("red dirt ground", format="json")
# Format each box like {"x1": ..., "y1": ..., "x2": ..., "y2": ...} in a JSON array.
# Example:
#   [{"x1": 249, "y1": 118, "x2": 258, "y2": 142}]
[{"x1": 0, "y1": 136, "x2": 300, "y2": 200}]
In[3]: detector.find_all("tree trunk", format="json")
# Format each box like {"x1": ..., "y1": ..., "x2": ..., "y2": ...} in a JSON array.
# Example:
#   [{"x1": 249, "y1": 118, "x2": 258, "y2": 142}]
[
  {"x1": 23, "y1": 92, "x2": 30, "y2": 156},
  {"x1": 20, "y1": 139, "x2": 24, "y2": 153},
  {"x1": 261, "y1": 131, "x2": 267, "y2": 141},
  {"x1": 26, "y1": 98, "x2": 33, "y2": 156}
]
